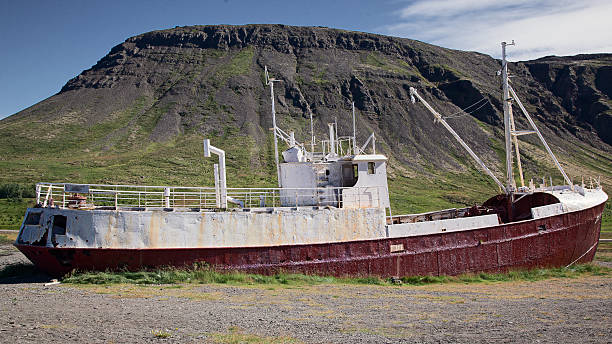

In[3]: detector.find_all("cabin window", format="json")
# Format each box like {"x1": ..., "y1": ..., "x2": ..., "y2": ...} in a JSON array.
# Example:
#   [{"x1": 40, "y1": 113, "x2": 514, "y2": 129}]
[
  {"x1": 25, "y1": 212, "x2": 41, "y2": 225},
  {"x1": 368, "y1": 162, "x2": 375, "y2": 175},
  {"x1": 325, "y1": 169, "x2": 330, "y2": 176},
  {"x1": 352, "y1": 164, "x2": 359, "y2": 180}
]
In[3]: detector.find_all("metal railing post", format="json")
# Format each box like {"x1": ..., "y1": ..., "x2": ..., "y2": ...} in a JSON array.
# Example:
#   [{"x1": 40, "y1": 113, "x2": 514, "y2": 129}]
[{"x1": 164, "y1": 187, "x2": 171, "y2": 208}]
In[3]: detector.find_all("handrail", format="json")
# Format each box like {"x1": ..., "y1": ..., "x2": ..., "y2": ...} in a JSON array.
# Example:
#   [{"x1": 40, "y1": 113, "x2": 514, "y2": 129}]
[{"x1": 34, "y1": 182, "x2": 385, "y2": 210}]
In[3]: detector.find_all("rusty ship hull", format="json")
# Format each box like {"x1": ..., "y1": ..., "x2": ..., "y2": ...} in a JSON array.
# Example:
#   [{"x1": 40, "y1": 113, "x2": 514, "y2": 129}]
[{"x1": 15, "y1": 199, "x2": 604, "y2": 277}]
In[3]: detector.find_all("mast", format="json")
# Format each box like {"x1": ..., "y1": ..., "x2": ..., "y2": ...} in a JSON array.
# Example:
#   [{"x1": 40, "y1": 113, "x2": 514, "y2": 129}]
[
  {"x1": 501, "y1": 41, "x2": 515, "y2": 194},
  {"x1": 352, "y1": 102, "x2": 357, "y2": 155},
  {"x1": 310, "y1": 109, "x2": 315, "y2": 154},
  {"x1": 265, "y1": 66, "x2": 282, "y2": 187},
  {"x1": 501, "y1": 41, "x2": 572, "y2": 192}
]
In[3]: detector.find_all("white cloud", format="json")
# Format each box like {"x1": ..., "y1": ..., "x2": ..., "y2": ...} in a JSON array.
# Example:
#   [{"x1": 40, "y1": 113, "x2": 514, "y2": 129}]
[{"x1": 381, "y1": 0, "x2": 612, "y2": 61}]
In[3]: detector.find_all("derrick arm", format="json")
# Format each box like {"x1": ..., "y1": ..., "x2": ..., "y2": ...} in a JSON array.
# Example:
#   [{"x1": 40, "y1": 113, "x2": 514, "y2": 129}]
[{"x1": 409, "y1": 87, "x2": 506, "y2": 191}]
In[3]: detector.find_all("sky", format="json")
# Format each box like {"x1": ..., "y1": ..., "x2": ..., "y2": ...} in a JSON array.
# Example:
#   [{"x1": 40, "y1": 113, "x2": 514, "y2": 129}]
[{"x1": 1, "y1": 0, "x2": 610, "y2": 120}]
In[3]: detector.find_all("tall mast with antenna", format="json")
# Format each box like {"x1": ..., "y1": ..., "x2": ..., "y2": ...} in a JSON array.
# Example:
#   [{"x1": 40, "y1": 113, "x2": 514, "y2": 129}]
[
  {"x1": 501, "y1": 40, "x2": 515, "y2": 194},
  {"x1": 352, "y1": 102, "x2": 357, "y2": 155},
  {"x1": 265, "y1": 66, "x2": 282, "y2": 187}
]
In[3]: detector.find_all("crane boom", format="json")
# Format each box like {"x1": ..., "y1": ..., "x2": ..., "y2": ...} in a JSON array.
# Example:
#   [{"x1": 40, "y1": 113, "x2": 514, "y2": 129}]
[{"x1": 409, "y1": 87, "x2": 506, "y2": 191}]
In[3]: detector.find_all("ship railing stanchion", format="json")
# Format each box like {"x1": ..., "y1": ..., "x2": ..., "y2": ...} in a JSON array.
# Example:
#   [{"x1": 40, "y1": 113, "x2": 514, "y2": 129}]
[
  {"x1": 42, "y1": 184, "x2": 52, "y2": 207},
  {"x1": 35, "y1": 184, "x2": 41, "y2": 204},
  {"x1": 164, "y1": 187, "x2": 170, "y2": 208}
]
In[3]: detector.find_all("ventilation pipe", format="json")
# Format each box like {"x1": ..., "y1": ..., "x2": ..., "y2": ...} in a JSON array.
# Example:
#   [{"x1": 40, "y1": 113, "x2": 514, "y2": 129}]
[{"x1": 203, "y1": 139, "x2": 227, "y2": 208}]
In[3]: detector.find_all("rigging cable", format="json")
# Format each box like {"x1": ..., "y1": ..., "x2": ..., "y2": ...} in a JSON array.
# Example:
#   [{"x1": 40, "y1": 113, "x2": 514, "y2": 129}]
[{"x1": 444, "y1": 98, "x2": 491, "y2": 119}]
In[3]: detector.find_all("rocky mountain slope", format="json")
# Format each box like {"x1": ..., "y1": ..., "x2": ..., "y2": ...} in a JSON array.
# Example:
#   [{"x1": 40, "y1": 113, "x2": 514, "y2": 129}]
[{"x1": 1, "y1": 24, "x2": 611, "y2": 212}]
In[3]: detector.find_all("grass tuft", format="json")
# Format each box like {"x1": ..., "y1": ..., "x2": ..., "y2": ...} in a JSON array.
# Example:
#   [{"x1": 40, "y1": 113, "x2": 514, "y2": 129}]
[
  {"x1": 0, "y1": 234, "x2": 16, "y2": 245},
  {"x1": 151, "y1": 329, "x2": 172, "y2": 339},
  {"x1": 61, "y1": 263, "x2": 609, "y2": 286},
  {"x1": 209, "y1": 326, "x2": 300, "y2": 344}
]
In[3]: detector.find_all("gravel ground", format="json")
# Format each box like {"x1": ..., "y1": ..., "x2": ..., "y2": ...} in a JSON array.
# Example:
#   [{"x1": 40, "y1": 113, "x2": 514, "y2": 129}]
[{"x1": 1, "y1": 242, "x2": 611, "y2": 343}]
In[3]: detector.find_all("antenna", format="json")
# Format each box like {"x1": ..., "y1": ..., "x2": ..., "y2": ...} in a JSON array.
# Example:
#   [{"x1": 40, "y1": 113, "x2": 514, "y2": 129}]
[
  {"x1": 265, "y1": 66, "x2": 282, "y2": 187},
  {"x1": 352, "y1": 102, "x2": 357, "y2": 155},
  {"x1": 309, "y1": 109, "x2": 315, "y2": 154}
]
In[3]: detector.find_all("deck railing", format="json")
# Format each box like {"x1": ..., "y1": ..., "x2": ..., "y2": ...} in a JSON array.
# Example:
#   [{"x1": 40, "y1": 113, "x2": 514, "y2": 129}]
[{"x1": 35, "y1": 182, "x2": 384, "y2": 210}]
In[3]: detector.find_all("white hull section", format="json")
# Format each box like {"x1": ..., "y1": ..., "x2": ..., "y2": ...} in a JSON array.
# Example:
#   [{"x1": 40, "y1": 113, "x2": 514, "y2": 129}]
[{"x1": 18, "y1": 207, "x2": 386, "y2": 249}]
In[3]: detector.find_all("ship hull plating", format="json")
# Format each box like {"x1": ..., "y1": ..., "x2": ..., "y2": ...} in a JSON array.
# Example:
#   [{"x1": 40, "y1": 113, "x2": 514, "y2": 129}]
[{"x1": 15, "y1": 201, "x2": 604, "y2": 277}]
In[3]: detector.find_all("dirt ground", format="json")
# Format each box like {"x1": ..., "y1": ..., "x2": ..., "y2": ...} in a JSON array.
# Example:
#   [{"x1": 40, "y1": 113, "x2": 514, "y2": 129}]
[{"x1": 1, "y1": 239, "x2": 611, "y2": 343}]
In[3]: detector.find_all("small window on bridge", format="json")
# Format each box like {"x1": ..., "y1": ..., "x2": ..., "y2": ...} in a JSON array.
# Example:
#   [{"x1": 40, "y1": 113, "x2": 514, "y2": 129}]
[
  {"x1": 368, "y1": 162, "x2": 375, "y2": 175},
  {"x1": 25, "y1": 212, "x2": 41, "y2": 225}
]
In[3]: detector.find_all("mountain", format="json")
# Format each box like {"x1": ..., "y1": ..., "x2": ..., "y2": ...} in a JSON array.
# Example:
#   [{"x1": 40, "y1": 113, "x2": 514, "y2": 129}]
[{"x1": 1, "y1": 24, "x2": 611, "y2": 213}]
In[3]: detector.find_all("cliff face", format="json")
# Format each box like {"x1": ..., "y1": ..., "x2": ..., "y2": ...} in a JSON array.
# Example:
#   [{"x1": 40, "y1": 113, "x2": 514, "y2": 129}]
[
  {"x1": 1, "y1": 25, "x2": 611, "y2": 203},
  {"x1": 522, "y1": 56, "x2": 612, "y2": 145}
]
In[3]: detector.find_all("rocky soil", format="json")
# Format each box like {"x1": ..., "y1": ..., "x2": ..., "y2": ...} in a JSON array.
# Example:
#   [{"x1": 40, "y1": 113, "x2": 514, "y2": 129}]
[{"x1": 1, "y1": 242, "x2": 611, "y2": 343}]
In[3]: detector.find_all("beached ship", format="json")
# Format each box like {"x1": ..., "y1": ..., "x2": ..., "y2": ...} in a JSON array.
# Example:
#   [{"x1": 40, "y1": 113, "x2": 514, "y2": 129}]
[{"x1": 14, "y1": 42, "x2": 607, "y2": 277}]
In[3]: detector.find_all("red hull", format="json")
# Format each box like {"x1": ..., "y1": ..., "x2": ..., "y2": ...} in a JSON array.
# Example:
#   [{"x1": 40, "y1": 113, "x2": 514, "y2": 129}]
[{"x1": 15, "y1": 202, "x2": 604, "y2": 277}]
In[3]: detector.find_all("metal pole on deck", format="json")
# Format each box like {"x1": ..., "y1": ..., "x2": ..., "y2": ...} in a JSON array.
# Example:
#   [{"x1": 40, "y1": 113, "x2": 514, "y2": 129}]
[
  {"x1": 501, "y1": 41, "x2": 515, "y2": 194},
  {"x1": 266, "y1": 66, "x2": 282, "y2": 187},
  {"x1": 352, "y1": 102, "x2": 357, "y2": 155}
]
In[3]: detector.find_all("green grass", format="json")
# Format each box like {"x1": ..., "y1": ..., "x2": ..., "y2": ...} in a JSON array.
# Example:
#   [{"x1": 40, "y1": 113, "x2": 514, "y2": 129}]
[
  {"x1": 0, "y1": 198, "x2": 32, "y2": 230},
  {"x1": 602, "y1": 201, "x2": 612, "y2": 232},
  {"x1": 401, "y1": 264, "x2": 608, "y2": 285},
  {"x1": 361, "y1": 52, "x2": 421, "y2": 78},
  {"x1": 61, "y1": 263, "x2": 609, "y2": 286},
  {"x1": 209, "y1": 326, "x2": 301, "y2": 344},
  {"x1": 388, "y1": 166, "x2": 498, "y2": 215},
  {"x1": 595, "y1": 254, "x2": 612, "y2": 262},
  {"x1": 0, "y1": 234, "x2": 15, "y2": 245},
  {"x1": 151, "y1": 329, "x2": 172, "y2": 339},
  {"x1": 214, "y1": 47, "x2": 254, "y2": 84}
]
